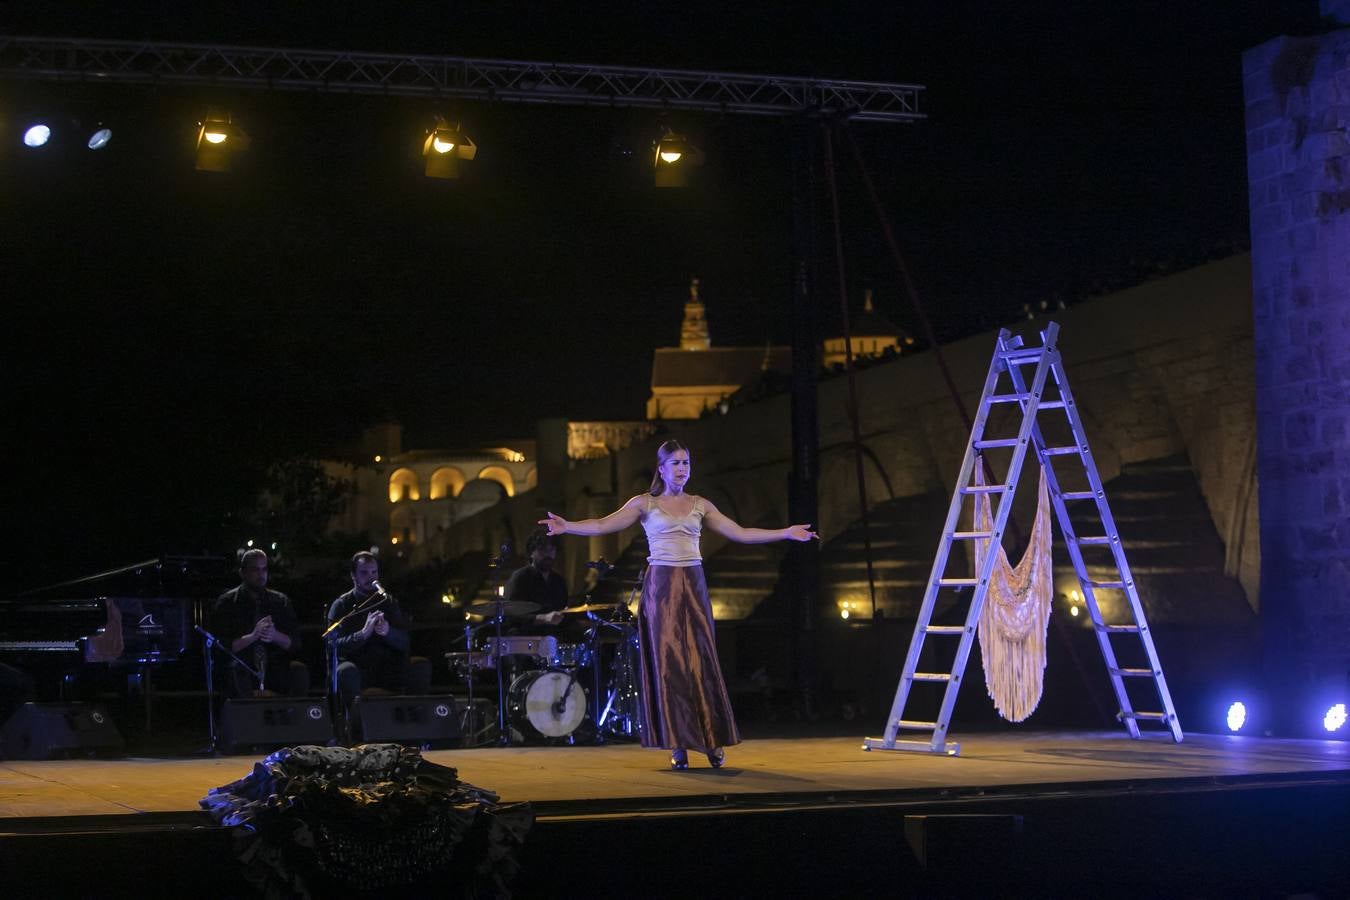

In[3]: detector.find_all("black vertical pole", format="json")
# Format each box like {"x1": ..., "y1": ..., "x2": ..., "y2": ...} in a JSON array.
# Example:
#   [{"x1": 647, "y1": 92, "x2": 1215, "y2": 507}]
[{"x1": 788, "y1": 116, "x2": 821, "y2": 719}]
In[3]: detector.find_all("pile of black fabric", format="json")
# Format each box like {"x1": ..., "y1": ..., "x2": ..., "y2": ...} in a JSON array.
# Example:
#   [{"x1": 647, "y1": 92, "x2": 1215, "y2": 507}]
[{"x1": 201, "y1": 744, "x2": 532, "y2": 899}]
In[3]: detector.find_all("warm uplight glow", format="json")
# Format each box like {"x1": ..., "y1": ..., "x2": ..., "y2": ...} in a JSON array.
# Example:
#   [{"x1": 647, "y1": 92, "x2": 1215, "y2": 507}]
[
  {"x1": 374, "y1": 455, "x2": 382, "y2": 463},
  {"x1": 441, "y1": 593, "x2": 452, "y2": 605},
  {"x1": 388, "y1": 468, "x2": 421, "y2": 502},
  {"x1": 23, "y1": 124, "x2": 50, "y2": 148},
  {"x1": 1325, "y1": 703, "x2": 1347, "y2": 733},
  {"x1": 659, "y1": 150, "x2": 683, "y2": 163},
  {"x1": 431, "y1": 135, "x2": 456, "y2": 153},
  {"x1": 203, "y1": 129, "x2": 229, "y2": 145},
  {"x1": 1226, "y1": 701, "x2": 1247, "y2": 732},
  {"x1": 1069, "y1": 605, "x2": 1080, "y2": 617},
  {"x1": 391, "y1": 536, "x2": 400, "y2": 545},
  {"x1": 841, "y1": 608, "x2": 851, "y2": 620}
]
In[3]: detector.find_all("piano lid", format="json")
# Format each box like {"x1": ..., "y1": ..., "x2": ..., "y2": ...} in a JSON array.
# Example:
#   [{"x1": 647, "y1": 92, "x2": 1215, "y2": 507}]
[{"x1": 17, "y1": 555, "x2": 233, "y2": 600}]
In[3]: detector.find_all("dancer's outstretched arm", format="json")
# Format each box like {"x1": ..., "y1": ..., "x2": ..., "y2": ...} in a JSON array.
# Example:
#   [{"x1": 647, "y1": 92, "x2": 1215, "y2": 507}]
[
  {"x1": 703, "y1": 499, "x2": 818, "y2": 544},
  {"x1": 539, "y1": 495, "x2": 645, "y2": 537}
]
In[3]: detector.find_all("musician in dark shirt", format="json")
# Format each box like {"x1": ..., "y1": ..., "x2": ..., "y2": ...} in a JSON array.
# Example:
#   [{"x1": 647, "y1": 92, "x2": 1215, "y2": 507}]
[
  {"x1": 326, "y1": 552, "x2": 431, "y2": 716},
  {"x1": 504, "y1": 530, "x2": 569, "y2": 629},
  {"x1": 210, "y1": 549, "x2": 309, "y2": 697}
]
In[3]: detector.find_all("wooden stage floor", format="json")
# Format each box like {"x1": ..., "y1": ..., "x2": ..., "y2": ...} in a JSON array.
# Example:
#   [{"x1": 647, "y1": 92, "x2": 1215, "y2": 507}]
[{"x1": 3, "y1": 730, "x2": 1348, "y2": 825}]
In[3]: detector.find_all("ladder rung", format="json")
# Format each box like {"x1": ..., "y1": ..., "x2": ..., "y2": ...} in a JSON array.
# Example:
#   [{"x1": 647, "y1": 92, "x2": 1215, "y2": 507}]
[
  {"x1": 1088, "y1": 580, "x2": 1127, "y2": 589},
  {"x1": 938, "y1": 578, "x2": 977, "y2": 588},
  {"x1": 1042, "y1": 445, "x2": 1081, "y2": 456},
  {"x1": 1001, "y1": 349, "x2": 1043, "y2": 364},
  {"x1": 895, "y1": 720, "x2": 939, "y2": 730},
  {"x1": 1120, "y1": 711, "x2": 1169, "y2": 721},
  {"x1": 960, "y1": 484, "x2": 1007, "y2": 494},
  {"x1": 1095, "y1": 624, "x2": 1142, "y2": 634},
  {"x1": 951, "y1": 531, "x2": 994, "y2": 540},
  {"x1": 974, "y1": 438, "x2": 1021, "y2": 449},
  {"x1": 1061, "y1": 491, "x2": 1098, "y2": 501},
  {"x1": 923, "y1": 625, "x2": 966, "y2": 635},
  {"x1": 1075, "y1": 536, "x2": 1114, "y2": 545},
  {"x1": 910, "y1": 672, "x2": 953, "y2": 683},
  {"x1": 1038, "y1": 400, "x2": 1066, "y2": 409},
  {"x1": 1111, "y1": 667, "x2": 1157, "y2": 678},
  {"x1": 988, "y1": 392, "x2": 1032, "y2": 403}
]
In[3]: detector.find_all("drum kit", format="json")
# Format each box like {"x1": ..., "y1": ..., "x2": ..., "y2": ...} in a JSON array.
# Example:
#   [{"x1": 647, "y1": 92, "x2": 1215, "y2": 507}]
[{"x1": 445, "y1": 588, "x2": 642, "y2": 747}]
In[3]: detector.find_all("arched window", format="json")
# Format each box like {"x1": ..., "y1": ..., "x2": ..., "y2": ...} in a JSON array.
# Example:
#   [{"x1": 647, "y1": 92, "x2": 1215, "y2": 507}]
[
  {"x1": 523, "y1": 467, "x2": 538, "y2": 491},
  {"x1": 388, "y1": 467, "x2": 420, "y2": 503},
  {"x1": 390, "y1": 505, "x2": 417, "y2": 544},
  {"x1": 429, "y1": 466, "x2": 466, "y2": 499},
  {"x1": 476, "y1": 465, "x2": 515, "y2": 497}
]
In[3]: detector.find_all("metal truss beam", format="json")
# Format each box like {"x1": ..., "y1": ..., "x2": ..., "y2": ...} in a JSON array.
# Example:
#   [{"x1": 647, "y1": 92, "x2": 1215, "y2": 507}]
[{"x1": 0, "y1": 35, "x2": 924, "y2": 123}]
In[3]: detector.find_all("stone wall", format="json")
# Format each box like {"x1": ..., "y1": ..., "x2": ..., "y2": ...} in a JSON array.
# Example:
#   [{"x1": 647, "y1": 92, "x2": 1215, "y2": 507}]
[
  {"x1": 429, "y1": 256, "x2": 1260, "y2": 617},
  {"x1": 1245, "y1": 14, "x2": 1350, "y2": 711}
]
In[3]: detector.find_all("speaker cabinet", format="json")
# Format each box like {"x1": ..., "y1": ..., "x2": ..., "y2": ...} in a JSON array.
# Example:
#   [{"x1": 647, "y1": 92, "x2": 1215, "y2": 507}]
[
  {"x1": 353, "y1": 694, "x2": 461, "y2": 748},
  {"x1": 220, "y1": 697, "x2": 334, "y2": 753},
  {"x1": 0, "y1": 702, "x2": 125, "y2": 760}
]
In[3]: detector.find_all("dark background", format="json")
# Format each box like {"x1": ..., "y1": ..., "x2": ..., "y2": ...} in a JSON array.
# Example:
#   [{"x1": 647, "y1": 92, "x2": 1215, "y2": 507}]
[{"x1": 0, "y1": 1, "x2": 1324, "y2": 586}]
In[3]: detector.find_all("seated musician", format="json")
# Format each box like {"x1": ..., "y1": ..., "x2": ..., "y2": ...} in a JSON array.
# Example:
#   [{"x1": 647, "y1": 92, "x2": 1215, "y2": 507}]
[
  {"x1": 211, "y1": 548, "x2": 309, "y2": 697},
  {"x1": 504, "y1": 529, "x2": 570, "y2": 633},
  {"x1": 327, "y1": 552, "x2": 431, "y2": 719}
]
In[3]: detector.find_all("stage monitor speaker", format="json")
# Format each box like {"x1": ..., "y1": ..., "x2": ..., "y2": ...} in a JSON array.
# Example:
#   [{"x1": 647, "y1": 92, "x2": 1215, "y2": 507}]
[
  {"x1": 354, "y1": 694, "x2": 461, "y2": 748},
  {"x1": 220, "y1": 697, "x2": 334, "y2": 753},
  {"x1": 0, "y1": 702, "x2": 125, "y2": 760}
]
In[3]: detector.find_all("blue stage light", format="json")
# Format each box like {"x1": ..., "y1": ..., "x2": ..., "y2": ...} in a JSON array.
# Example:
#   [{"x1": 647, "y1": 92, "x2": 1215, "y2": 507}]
[
  {"x1": 1324, "y1": 703, "x2": 1347, "y2": 733},
  {"x1": 87, "y1": 127, "x2": 112, "y2": 150},
  {"x1": 1225, "y1": 701, "x2": 1247, "y2": 732},
  {"x1": 23, "y1": 124, "x2": 51, "y2": 147}
]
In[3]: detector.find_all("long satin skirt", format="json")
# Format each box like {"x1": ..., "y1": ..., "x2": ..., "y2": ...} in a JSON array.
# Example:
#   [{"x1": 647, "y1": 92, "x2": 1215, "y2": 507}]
[{"x1": 636, "y1": 564, "x2": 741, "y2": 752}]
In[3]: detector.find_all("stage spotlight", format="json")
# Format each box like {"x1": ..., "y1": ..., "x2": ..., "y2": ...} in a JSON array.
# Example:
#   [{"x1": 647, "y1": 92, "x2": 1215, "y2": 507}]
[
  {"x1": 22, "y1": 123, "x2": 51, "y2": 148},
  {"x1": 1225, "y1": 701, "x2": 1247, "y2": 733},
  {"x1": 87, "y1": 127, "x2": 112, "y2": 150},
  {"x1": 194, "y1": 109, "x2": 251, "y2": 173},
  {"x1": 422, "y1": 116, "x2": 477, "y2": 180},
  {"x1": 1324, "y1": 703, "x2": 1347, "y2": 733},
  {"x1": 653, "y1": 128, "x2": 705, "y2": 188}
]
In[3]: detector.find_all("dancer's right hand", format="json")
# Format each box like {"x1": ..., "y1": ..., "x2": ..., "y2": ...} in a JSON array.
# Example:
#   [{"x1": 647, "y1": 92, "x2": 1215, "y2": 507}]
[{"x1": 538, "y1": 512, "x2": 568, "y2": 536}]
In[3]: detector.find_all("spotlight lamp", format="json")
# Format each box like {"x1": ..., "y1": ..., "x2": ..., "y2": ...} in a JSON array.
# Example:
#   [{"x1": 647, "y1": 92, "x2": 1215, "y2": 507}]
[
  {"x1": 22, "y1": 123, "x2": 51, "y2": 148},
  {"x1": 87, "y1": 125, "x2": 113, "y2": 150},
  {"x1": 195, "y1": 109, "x2": 251, "y2": 173},
  {"x1": 653, "y1": 127, "x2": 705, "y2": 188},
  {"x1": 422, "y1": 116, "x2": 477, "y2": 180}
]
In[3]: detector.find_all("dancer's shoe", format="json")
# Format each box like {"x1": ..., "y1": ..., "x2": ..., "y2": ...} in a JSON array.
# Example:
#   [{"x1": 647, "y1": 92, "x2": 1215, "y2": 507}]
[
  {"x1": 707, "y1": 747, "x2": 725, "y2": 769},
  {"x1": 670, "y1": 748, "x2": 688, "y2": 770}
]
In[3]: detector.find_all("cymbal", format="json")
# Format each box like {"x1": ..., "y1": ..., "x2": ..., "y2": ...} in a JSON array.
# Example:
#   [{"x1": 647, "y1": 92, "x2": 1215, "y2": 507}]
[
  {"x1": 561, "y1": 602, "x2": 624, "y2": 614},
  {"x1": 465, "y1": 599, "x2": 541, "y2": 617}
]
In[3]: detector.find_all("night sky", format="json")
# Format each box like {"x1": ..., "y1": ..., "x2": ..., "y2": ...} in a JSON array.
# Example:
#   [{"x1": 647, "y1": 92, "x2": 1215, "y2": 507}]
[{"x1": 1, "y1": 1, "x2": 1322, "y2": 585}]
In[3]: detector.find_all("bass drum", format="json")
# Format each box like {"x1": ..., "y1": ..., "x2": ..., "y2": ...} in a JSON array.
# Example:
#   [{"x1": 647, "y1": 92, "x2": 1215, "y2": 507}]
[{"x1": 508, "y1": 669, "x2": 587, "y2": 739}]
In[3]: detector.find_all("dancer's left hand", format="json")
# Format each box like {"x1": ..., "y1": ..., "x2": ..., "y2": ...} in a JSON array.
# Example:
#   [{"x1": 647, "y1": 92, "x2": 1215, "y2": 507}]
[{"x1": 786, "y1": 524, "x2": 819, "y2": 542}]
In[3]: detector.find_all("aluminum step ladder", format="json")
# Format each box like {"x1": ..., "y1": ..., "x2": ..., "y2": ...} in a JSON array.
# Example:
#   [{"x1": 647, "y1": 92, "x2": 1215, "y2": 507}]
[{"x1": 863, "y1": 322, "x2": 1183, "y2": 755}]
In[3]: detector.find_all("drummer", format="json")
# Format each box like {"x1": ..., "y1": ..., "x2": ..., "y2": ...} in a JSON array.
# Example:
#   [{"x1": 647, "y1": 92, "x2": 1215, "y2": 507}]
[{"x1": 503, "y1": 529, "x2": 571, "y2": 634}]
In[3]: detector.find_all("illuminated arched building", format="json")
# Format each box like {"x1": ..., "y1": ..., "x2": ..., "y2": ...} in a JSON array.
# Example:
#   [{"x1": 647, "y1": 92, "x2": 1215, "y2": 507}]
[
  {"x1": 646, "y1": 278, "x2": 791, "y2": 420},
  {"x1": 323, "y1": 422, "x2": 536, "y2": 549}
]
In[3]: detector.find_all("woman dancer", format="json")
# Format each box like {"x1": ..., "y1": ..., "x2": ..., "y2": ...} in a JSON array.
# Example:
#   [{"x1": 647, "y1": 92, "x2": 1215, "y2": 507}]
[{"x1": 539, "y1": 440, "x2": 817, "y2": 769}]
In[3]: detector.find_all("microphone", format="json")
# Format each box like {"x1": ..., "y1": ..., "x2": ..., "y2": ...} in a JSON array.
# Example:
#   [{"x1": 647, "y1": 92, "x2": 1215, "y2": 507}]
[{"x1": 371, "y1": 580, "x2": 388, "y2": 596}]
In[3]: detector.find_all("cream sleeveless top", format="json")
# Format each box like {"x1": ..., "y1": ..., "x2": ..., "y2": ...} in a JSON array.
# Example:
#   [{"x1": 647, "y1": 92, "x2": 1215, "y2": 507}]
[{"x1": 642, "y1": 494, "x2": 705, "y2": 567}]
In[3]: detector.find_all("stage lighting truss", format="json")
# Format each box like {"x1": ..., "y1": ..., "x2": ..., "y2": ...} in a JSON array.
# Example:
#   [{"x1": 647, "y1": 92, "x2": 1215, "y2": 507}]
[
  {"x1": 195, "y1": 109, "x2": 250, "y2": 173},
  {"x1": 422, "y1": 116, "x2": 476, "y2": 179},
  {"x1": 653, "y1": 127, "x2": 705, "y2": 188}
]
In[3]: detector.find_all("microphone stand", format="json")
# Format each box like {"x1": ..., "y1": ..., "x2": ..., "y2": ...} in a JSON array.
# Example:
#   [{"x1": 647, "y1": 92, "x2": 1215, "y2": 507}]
[
  {"x1": 487, "y1": 546, "x2": 513, "y2": 746},
  {"x1": 195, "y1": 625, "x2": 262, "y2": 754}
]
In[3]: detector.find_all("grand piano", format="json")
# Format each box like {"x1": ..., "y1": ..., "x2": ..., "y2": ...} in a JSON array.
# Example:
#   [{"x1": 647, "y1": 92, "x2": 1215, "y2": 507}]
[{"x1": 0, "y1": 556, "x2": 230, "y2": 728}]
